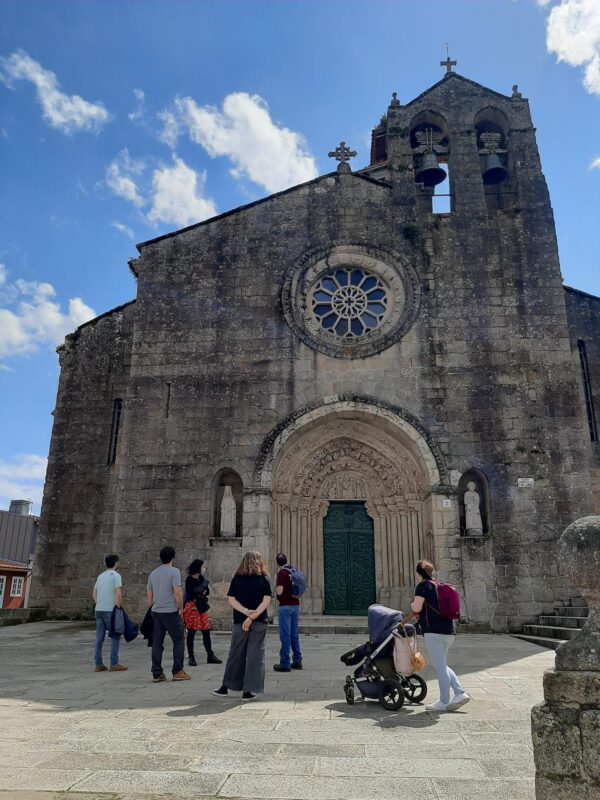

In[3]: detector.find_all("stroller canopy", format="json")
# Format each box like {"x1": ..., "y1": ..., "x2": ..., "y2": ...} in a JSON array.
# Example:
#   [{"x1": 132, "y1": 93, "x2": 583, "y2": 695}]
[{"x1": 367, "y1": 604, "x2": 404, "y2": 647}]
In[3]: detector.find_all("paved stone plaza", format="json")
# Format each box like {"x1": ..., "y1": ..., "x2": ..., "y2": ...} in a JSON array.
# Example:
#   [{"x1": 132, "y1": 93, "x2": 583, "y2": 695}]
[{"x1": 0, "y1": 622, "x2": 554, "y2": 799}]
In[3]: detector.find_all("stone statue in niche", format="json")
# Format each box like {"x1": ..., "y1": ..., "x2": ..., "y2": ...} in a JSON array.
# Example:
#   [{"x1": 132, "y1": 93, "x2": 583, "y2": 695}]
[
  {"x1": 464, "y1": 481, "x2": 483, "y2": 535},
  {"x1": 220, "y1": 485, "x2": 237, "y2": 538}
]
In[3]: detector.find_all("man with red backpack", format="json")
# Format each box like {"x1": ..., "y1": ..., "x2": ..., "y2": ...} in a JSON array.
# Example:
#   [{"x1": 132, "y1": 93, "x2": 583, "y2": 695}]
[{"x1": 404, "y1": 559, "x2": 470, "y2": 713}]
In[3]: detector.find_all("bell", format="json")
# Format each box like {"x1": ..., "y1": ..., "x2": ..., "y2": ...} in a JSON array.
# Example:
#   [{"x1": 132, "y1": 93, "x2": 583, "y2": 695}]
[
  {"x1": 415, "y1": 152, "x2": 446, "y2": 187},
  {"x1": 482, "y1": 153, "x2": 508, "y2": 185}
]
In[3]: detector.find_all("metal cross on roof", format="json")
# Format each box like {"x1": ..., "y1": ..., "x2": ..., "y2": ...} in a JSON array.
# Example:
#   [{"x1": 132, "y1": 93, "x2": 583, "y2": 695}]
[
  {"x1": 328, "y1": 141, "x2": 357, "y2": 173},
  {"x1": 440, "y1": 44, "x2": 457, "y2": 74}
]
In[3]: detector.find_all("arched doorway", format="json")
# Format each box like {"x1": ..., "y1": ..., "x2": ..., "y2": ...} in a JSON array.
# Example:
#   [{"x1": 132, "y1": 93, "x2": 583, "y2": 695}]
[{"x1": 266, "y1": 402, "x2": 440, "y2": 615}]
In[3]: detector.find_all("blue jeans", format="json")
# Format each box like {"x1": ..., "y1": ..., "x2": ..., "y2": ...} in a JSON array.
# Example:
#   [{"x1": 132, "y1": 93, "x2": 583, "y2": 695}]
[
  {"x1": 278, "y1": 605, "x2": 301, "y2": 669},
  {"x1": 423, "y1": 633, "x2": 463, "y2": 705},
  {"x1": 94, "y1": 611, "x2": 120, "y2": 667}
]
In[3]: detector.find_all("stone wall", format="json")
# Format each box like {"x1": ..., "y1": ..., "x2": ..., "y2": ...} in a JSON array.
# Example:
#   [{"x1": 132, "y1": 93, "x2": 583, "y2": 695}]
[
  {"x1": 564, "y1": 287, "x2": 600, "y2": 508},
  {"x1": 30, "y1": 302, "x2": 136, "y2": 614},
  {"x1": 34, "y1": 75, "x2": 594, "y2": 628}
]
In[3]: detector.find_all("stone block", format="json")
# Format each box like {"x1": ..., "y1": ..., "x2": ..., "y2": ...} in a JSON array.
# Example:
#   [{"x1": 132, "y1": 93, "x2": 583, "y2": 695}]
[
  {"x1": 543, "y1": 670, "x2": 600, "y2": 707},
  {"x1": 581, "y1": 710, "x2": 600, "y2": 780},
  {"x1": 536, "y1": 776, "x2": 591, "y2": 800},
  {"x1": 531, "y1": 704, "x2": 582, "y2": 777}
]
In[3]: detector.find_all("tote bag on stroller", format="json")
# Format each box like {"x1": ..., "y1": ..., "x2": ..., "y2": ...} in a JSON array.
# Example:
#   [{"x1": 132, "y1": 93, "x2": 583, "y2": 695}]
[{"x1": 393, "y1": 627, "x2": 426, "y2": 676}]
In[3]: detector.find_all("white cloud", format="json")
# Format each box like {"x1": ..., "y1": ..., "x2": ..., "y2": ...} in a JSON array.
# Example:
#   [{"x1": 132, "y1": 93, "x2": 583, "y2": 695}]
[
  {"x1": 590, "y1": 156, "x2": 600, "y2": 169},
  {"x1": 0, "y1": 454, "x2": 47, "y2": 512},
  {"x1": 111, "y1": 221, "x2": 135, "y2": 239},
  {"x1": 545, "y1": 0, "x2": 600, "y2": 95},
  {"x1": 158, "y1": 108, "x2": 180, "y2": 148},
  {"x1": 0, "y1": 49, "x2": 110, "y2": 134},
  {"x1": 148, "y1": 156, "x2": 217, "y2": 227},
  {"x1": 0, "y1": 274, "x2": 95, "y2": 361},
  {"x1": 105, "y1": 149, "x2": 216, "y2": 229},
  {"x1": 106, "y1": 148, "x2": 145, "y2": 207},
  {"x1": 162, "y1": 92, "x2": 318, "y2": 194},
  {"x1": 128, "y1": 88, "x2": 146, "y2": 123},
  {"x1": 0, "y1": 263, "x2": 6, "y2": 286}
]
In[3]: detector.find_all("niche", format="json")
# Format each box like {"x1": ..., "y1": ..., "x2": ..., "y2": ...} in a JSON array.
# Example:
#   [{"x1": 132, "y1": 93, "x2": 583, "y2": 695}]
[
  {"x1": 458, "y1": 468, "x2": 491, "y2": 536},
  {"x1": 212, "y1": 468, "x2": 243, "y2": 538}
]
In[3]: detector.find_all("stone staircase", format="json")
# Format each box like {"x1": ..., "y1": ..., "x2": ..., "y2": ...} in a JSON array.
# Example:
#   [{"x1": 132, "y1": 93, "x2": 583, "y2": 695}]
[
  {"x1": 512, "y1": 598, "x2": 588, "y2": 651},
  {"x1": 272, "y1": 615, "x2": 368, "y2": 635}
]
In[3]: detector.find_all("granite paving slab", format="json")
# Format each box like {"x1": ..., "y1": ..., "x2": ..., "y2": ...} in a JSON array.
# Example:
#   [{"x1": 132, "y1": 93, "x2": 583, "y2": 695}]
[{"x1": 0, "y1": 622, "x2": 554, "y2": 799}]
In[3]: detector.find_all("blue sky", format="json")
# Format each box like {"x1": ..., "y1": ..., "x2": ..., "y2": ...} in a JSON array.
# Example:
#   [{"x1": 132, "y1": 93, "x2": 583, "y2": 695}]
[{"x1": 0, "y1": 0, "x2": 599, "y2": 511}]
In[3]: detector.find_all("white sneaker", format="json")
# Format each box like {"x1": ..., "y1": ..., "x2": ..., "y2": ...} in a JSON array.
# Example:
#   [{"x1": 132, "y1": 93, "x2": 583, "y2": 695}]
[
  {"x1": 426, "y1": 700, "x2": 448, "y2": 712},
  {"x1": 447, "y1": 692, "x2": 471, "y2": 711}
]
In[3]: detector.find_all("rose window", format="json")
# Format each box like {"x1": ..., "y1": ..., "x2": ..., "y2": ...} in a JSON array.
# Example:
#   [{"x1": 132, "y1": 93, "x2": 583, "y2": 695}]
[{"x1": 311, "y1": 268, "x2": 389, "y2": 338}]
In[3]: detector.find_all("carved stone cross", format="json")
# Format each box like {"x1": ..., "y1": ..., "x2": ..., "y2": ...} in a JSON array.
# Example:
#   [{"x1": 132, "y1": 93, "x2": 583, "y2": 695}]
[
  {"x1": 328, "y1": 141, "x2": 357, "y2": 173},
  {"x1": 440, "y1": 49, "x2": 457, "y2": 74}
]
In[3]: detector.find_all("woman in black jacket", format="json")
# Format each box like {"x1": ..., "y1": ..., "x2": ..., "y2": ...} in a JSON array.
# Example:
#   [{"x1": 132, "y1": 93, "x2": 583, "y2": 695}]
[{"x1": 183, "y1": 559, "x2": 222, "y2": 665}]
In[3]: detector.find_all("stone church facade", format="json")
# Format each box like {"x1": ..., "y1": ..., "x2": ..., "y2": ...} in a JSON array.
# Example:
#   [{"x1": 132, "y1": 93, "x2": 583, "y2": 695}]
[{"x1": 32, "y1": 70, "x2": 600, "y2": 631}]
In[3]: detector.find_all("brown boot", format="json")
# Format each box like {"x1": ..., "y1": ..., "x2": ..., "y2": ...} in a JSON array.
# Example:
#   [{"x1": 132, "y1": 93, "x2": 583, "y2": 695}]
[
  {"x1": 153, "y1": 673, "x2": 167, "y2": 683},
  {"x1": 95, "y1": 665, "x2": 107, "y2": 672},
  {"x1": 109, "y1": 664, "x2": 127, "y2": 672},
  {"x1": 172, "y1": 670, "x2": 191, "y2": 681}
]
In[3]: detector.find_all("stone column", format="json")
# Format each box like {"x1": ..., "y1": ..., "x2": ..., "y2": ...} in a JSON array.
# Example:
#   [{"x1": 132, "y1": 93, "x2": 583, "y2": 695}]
[
  {"x1": 207, "y1": 537, "x2": 242, "y2": 630},
  {"x1": 242, "y1": 488, "x2": 271, "y2": 557},
  {"x1": 459, "y1": 537, "x2": 494, "y2": 631},
  {"x1": 531, "y1": 516, "x2": 600, "y2": 799}
]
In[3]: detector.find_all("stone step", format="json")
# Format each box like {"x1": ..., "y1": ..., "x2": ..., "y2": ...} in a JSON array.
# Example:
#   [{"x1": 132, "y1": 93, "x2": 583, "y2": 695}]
[
  {"x1": 563, "y1": 597, "x2": 586, "y2": 607},
  {"x1": 299, "y1": 625, "x2": 369, "y2": 635},
  {"x1": 511, "y1": 634, "x2": 566, "y2": 651},
  {"x1": 538, "y1": 615, "x2": 587, "y2": 629},
  {"x1": 552, "y1": 605, "x2": 588, "y2": 618},
  {"x1": 272, "y1": 615, "x2": 369, "y2": 635},
  {"x1": 522, "y1": 624, "x2": 582, "y2": 641}
]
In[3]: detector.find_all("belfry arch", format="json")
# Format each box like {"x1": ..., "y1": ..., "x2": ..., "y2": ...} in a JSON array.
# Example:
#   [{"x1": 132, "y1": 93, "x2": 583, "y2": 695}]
[{"x1": 251, "y1": 399, "x2": 447, "y2": 615}]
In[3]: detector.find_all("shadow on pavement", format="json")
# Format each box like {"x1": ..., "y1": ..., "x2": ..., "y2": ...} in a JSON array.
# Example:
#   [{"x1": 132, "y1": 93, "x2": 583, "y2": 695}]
[{"x1": 0, "y1": 621, "x2": 555, "y2": 714}]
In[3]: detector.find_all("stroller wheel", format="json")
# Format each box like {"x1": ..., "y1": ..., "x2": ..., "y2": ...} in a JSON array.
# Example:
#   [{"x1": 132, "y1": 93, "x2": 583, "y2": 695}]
[
  {"x1": 344, "y1": 677, "x2": 355, "y2": 705},
  {"x1": 378, "y1": 679, "x2": 404, "y2": 711},
  {"x1": 403, "y1": 674, "x2": 428, "y2": 704}
]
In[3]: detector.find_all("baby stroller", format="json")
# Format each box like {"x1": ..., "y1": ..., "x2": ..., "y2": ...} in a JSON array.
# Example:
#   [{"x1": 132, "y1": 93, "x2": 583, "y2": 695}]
[{"x1": 340, "y1": 604, "x2": 427, "y2": 711}]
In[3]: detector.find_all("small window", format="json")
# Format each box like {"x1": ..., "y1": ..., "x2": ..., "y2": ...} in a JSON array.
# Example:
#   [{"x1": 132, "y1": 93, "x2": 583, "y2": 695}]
[
  {"x1": 108, "y1": 398, "x2": 123, "y2": 465},
  {"x1": 578, "y1": 340, "x2": 598, "y2": 442},
  {"x1": 10, "y1": 576, "x2": 23, "y2": 596}
]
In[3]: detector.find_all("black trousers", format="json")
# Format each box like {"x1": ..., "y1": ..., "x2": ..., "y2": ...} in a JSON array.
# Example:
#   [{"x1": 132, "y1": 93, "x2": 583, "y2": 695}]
[
  {"x1": 151, "y1": 611, "x2": 184, "y2": 677},
  {"x1": 187, "y1": 629, "x2": 214, "y2": 657},
  {"x1": 222, "y1": 621, "x2": 267, "y2": 694}
]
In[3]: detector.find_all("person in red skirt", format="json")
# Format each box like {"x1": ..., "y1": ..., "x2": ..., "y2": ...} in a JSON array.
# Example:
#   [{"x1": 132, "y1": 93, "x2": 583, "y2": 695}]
[{"x1": 183, "y1": 559, "x2": 222, "y2": 666}]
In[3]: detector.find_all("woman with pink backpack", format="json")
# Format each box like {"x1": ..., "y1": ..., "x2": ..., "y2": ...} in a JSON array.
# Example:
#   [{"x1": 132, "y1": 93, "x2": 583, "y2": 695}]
[{"x1": 404, "y1": 560, "x2": 471, "y2": 713}]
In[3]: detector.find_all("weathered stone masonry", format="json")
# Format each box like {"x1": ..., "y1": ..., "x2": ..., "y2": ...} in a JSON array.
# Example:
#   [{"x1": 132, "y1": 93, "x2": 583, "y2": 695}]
[{"x1": 32, "y1": 72, "x2": 598, "y2": 629}]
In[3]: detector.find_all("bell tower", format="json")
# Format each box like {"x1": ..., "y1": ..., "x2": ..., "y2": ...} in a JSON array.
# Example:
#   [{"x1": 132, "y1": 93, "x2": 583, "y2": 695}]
[{"x1": 366, "y1": 67, "x2": 551, "y2": 221}]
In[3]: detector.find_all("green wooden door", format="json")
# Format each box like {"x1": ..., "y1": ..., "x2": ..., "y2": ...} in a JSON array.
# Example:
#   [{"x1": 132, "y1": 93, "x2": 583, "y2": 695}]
[{"x1": 323, "y1": 501, "x2": 376, "y2": 615}]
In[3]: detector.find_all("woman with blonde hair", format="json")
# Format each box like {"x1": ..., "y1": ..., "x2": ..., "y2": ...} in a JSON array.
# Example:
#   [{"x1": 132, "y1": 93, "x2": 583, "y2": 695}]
[{"x1": 212, "y1": 551, "x2": 272, "y2": 701}]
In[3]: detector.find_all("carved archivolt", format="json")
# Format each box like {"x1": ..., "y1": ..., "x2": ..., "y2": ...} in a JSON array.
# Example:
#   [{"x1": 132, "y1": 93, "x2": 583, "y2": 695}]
[
  {"x1": 273, "y1": 420, "x2": 427, "y2": 512},
  {"x1": 254, "y1": 397, "x2": 446, "y2": 489}
]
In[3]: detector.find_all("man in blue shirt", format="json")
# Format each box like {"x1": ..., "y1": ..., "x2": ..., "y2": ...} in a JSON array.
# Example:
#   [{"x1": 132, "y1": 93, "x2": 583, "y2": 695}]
[{"x1": 92, "y1": 554, "x2": 126, "y2": 672}]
